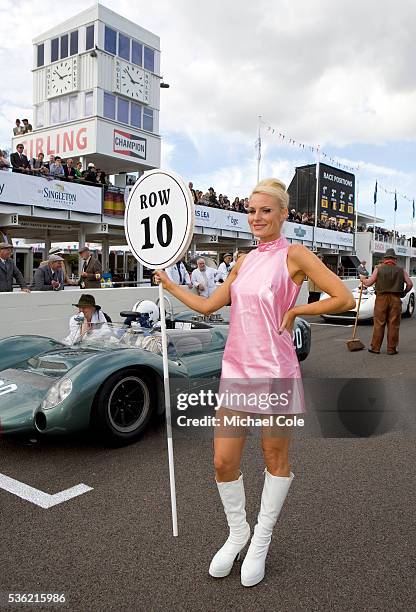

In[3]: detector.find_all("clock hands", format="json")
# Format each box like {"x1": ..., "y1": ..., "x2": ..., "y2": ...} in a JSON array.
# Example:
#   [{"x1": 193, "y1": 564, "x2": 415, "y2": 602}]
[
  {"x1": 124, "y1": 67, "x2": 135, "y2": 84},
  {"x1": 124, "y1": 67, "x2": 145, "y2": 86},
  {"x1": 53, "y1": 69, "x2": 71, "y2": 80}
]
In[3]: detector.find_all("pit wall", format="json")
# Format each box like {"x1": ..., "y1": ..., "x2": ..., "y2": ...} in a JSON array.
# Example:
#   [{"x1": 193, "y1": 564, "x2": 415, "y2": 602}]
[{"x1": 0, "y1": 278, "x2": 389, "y2": 341}]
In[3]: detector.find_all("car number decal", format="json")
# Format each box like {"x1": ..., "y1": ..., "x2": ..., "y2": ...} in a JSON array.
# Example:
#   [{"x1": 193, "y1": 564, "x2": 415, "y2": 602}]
[
  {"x1": 0, "y1": 380, "x2": 18, "y2": 396},
  {"x1": 293, "y1": 328, "x2": 303, "y2": 349}
]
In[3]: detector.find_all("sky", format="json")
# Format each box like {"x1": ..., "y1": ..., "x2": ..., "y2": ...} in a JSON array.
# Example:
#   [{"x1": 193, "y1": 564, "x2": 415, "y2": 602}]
[{"x1": 1, "y1": 0, "x2": 416, "y2": 235}]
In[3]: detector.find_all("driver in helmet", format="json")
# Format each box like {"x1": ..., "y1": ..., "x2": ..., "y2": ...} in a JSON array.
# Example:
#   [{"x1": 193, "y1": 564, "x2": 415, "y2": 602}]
[{"x1": 124, "y1": 300, "x2": 159, "y2": 329}]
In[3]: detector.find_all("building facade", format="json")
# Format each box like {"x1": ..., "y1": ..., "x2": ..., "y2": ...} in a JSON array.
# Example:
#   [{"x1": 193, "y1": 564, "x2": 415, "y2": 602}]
[{"x1": 12, "y1": 4, "x2": 161, "y2": 175}]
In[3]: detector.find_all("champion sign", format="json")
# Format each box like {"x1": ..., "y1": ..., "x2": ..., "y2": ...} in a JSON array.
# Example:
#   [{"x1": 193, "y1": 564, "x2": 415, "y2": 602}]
[{"x1": 113, "y1": 130, "x2": 147, "y2": 160}]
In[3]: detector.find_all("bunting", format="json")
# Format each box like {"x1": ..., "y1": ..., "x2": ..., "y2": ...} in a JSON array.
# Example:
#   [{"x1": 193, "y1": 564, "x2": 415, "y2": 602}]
[{"x1": 262, "y1": 120, "x2": 358, "y2": 172}]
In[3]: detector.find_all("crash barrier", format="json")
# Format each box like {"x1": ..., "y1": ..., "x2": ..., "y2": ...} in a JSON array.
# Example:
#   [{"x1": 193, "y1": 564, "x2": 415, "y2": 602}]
[{"x1": 0, "y1": 278, "x2": 378, "y2": 342}]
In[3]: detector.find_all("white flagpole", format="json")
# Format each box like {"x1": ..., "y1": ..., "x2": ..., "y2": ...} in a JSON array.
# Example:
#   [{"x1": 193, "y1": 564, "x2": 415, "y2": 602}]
[
  {"x1": 393, "y1": 193, "x2": 397, "y2": 248},
  {"x1": 158, "y1": 282, "x2": 178, "y2": 537},
  {"x1": 314, "y1": 145, "x2": 320, "y2": 227},
  {"x1": 256, "y1": 115, "x2": 262, "y2": 183},
  {"x1": 355, "y1": 165, "x2": 360, "y2": 252},
  {"x1": 373, "y1": 183, "x2": 377, "y2": 255}
]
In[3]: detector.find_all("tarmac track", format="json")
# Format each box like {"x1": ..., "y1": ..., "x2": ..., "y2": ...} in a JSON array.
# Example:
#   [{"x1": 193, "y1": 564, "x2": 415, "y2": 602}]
[{"x1": 0, "y1": 317, "x2": 415, "y2": 611}]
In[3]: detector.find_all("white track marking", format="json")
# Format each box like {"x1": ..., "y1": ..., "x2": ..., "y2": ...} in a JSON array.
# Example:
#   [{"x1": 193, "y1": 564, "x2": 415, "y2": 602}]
[{"x1": 0, "y1": 473, "x2": 93, "y2": 509}]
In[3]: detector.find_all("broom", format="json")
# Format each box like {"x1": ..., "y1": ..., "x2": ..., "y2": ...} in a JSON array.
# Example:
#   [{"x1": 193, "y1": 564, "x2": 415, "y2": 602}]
[{"x1": 347, "y1": 282, "x2": 365, "y2": 351}]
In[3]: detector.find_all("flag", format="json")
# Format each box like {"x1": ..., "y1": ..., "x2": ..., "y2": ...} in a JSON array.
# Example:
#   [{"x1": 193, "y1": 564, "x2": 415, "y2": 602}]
[
  {"x1": 394, "y1": 191, "x2": 397, "y2": 212},
  {"x1": 373, "y1": 181, "x2": 377, "y2": 205},
  {"x1": 256, "y1": 135, "x2": 261, "y2": 163}
]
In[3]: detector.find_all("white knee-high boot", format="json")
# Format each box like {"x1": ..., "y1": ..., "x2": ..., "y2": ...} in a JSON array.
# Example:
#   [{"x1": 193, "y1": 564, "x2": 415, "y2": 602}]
[
  {"x1": 241, "y1": 469, "x2": 294, "y2": 587},
  {"x1": 209, "y1": 474, "x2": 251, "y2": 578}
]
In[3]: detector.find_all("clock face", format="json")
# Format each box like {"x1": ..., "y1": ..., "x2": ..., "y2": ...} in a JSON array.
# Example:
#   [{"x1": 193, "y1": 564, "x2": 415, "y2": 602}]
[
  {"x1": 47, "y1": 58, "x2": 78, "y2": 98},
  {"x1": 114, "y1": 59, "x2": 151, "y2": 104}
]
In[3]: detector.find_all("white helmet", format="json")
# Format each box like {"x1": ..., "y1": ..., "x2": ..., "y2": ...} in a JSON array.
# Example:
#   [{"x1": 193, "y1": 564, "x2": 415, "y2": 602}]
[{"x1": 133, "y1": 300, "x2": 159, "y2": 328}]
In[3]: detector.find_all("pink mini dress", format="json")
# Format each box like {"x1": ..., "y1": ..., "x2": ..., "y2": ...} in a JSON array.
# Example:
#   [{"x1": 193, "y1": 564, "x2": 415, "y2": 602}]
[{"x1": 219, "y1": 235, "x2": 305, "y2": 414}]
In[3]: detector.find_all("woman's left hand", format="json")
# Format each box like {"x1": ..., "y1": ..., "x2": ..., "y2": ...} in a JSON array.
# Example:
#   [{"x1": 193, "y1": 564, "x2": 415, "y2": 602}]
[{"x1": 278, "y1": 310, "x2": 296, "y2": 335}]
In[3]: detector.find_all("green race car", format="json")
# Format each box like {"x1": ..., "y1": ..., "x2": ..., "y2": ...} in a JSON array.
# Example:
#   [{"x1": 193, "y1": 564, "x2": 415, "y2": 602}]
[
  {"x1": 0, "y1": 320, "x2": 228, "y2": 445},
  {"x1": 0, "y1": 310, "x2": 310, "y2": 445}
]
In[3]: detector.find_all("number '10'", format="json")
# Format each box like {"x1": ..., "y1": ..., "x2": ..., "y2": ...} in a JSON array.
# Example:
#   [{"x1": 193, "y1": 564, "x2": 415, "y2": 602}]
[{"x1": 141, "y1": 215, "x2": 173, "y2": 249}]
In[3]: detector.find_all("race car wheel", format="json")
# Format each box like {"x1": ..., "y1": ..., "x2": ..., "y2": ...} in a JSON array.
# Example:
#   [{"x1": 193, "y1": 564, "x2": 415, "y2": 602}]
[
  {"x1": 404, "y1": 293, "x2": 415, "y2": 318},
  {"x1": 93, "y1": 369, "x2": 154, "y2": 444}
]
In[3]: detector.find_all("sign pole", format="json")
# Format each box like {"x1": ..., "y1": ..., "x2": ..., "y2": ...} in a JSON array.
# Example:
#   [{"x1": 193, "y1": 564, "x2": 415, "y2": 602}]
[
  {"x1": 158, "y1": 282, "x2": 179, "y2": 537},
  {"x1": 125, "y1": 168, "x2": 195, "y2": 538}
]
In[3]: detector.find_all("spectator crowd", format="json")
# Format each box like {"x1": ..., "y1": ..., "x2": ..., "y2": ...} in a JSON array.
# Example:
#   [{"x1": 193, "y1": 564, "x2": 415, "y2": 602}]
[
  {"x1": 0, "y1": 143, "x2": 109, "y2": 187},
  {"x1": 188, "y1": 182, "x2": 354, "y2": 233},
  {"x1": 359, "y1": 225, "x2": 408, "y2": 245},
  {"x1": 12, "y1": 118, "x2": 32, "y2": 136}
]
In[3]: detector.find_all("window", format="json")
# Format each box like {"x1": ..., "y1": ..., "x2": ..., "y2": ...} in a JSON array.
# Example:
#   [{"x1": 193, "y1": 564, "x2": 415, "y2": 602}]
[
  {"x1": 104, "y1": 26, "x2": 117, "y2": 54},
  {"x1": 60, "y1": 34, "x2": 68, "y2": 59},
  {"x1": 85, "y1": 24, "x2": 94, "y2": 50},
  {"x1": 51, "y1": 38, "x2": 59, "y2": 62},
  {"x1": 132, "y1": 40, "x2": 142, "y2": 66},
  {"x1": 144, "y1": 46, "x2": 155, "y2": 72},
  {"x1": 35, "y1": 104, "x2": 44, "y2": 128},
  {"x1": 104, "y1": 92, "x2": 116, "y2": 119},
  {"x1": 70, "y1": 30, "x2": 78, "y2": 55},
  {"x1": 131, "y1": 102, "x2": 141, "y2": 128},
  {"x1": 60, "y1": 98, "x2": 69, "y2": 123},
  {"x1": 143, "y1": 107, "x2": 153, "y2": 132},
  {"x1": 50, "y1": 95, "x2": 79, "y2": 125},
  {"x1": 85, "y1": 91, "x2": 93, "y2": 116},
  {"x1": 50, "y1": 100, "x2": 59, "y2": 124},
  {"x1": 117, "y1": 98, "x2": 129, "y2": 124},
  {"x1": 69, "y1": 95, "x2": 78, "y2": 120},
  {"x1": 118, "y1": 33, "x2": 130, "y2": 61},
  {"x1": 37, "y1": 43, "x2": 44, "y2": 67}
]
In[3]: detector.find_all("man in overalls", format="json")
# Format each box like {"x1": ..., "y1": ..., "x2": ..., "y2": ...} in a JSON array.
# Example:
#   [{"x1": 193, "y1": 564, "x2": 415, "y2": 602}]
[{"x1": 360, "y1": 248, "x2": 413, "y2": 354}]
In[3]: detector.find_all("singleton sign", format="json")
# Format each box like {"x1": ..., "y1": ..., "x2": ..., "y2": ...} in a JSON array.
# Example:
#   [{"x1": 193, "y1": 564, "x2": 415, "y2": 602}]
[{"x1": 0, "y1": 172, "x2": 101, "y2": 214}]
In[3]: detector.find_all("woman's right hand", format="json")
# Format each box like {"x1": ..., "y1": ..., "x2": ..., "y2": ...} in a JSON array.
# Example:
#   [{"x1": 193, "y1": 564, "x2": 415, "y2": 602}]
[{"x1": 153, "y1": 269, "x2": 173, "y2": 291}]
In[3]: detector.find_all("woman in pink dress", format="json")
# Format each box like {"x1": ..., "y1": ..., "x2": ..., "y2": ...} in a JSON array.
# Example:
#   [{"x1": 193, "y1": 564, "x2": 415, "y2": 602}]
[{"x1": 154, "y1": 178, "x2": 354, "y2": 587}]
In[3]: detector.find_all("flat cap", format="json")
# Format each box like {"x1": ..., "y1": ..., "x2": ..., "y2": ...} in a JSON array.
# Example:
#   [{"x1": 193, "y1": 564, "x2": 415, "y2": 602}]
[
  {"x1": 79, "y1": 246, "x2": 90, "y2": 254},
  {"x1": 48, "y1": 254, "x2": 64, "y2": 262},
  {"x1": 49, "y1": 246, "x2": 63, "y2": 255},
  {"x1": 0, "y1": 242, "x2": 13, "y2": 249}
]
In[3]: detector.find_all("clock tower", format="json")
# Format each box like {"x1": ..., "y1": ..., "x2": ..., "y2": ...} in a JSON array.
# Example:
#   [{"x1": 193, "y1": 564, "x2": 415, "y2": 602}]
[{"x1": 13, "y1": 3, "x2": 161, "y2": 175}]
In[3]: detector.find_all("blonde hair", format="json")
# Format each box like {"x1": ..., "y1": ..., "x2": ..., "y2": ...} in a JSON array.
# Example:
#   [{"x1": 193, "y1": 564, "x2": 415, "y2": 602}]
[{"x1": 250, "y1": 178, "x2": 289, "y2": 209}]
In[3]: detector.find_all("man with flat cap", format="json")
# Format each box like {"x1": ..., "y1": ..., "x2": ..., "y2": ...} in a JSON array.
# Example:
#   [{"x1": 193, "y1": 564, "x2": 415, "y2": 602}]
[
  {"x1": 0, "y1": 243, "x2": 30, "y2": 292},
  {"x1": 215, "y1": 253, "x2": 235, "y2": 283},
  {"x1": 360, "y1": 248, "x2": 413, "y2": 354},
  {"x1": 32, "y1": 254, "x2": 65, "y2": 291},
  {"x1": 37, "y1": 247, "x2": 76, "y2": 287},
  {"x1": 79, "y1": 246, "x2": 102, "y2": 289},
  {"x1": 63, "y1": 294, "x2": 109, "y2": 345}
]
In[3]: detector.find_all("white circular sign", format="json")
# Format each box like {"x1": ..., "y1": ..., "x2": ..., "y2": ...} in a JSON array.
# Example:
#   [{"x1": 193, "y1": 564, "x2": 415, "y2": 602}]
[{"x1": 124, "y1": 169, "x2": 195, "y2": 269}]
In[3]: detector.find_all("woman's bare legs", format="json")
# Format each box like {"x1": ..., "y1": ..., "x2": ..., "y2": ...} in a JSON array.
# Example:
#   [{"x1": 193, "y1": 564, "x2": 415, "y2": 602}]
[
  {"x1": 260, "y1": 419, "x2": 291, "y2": 476},
  {"x1": 213, "y1": 407, "x2": 247, "y2": 481}
]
